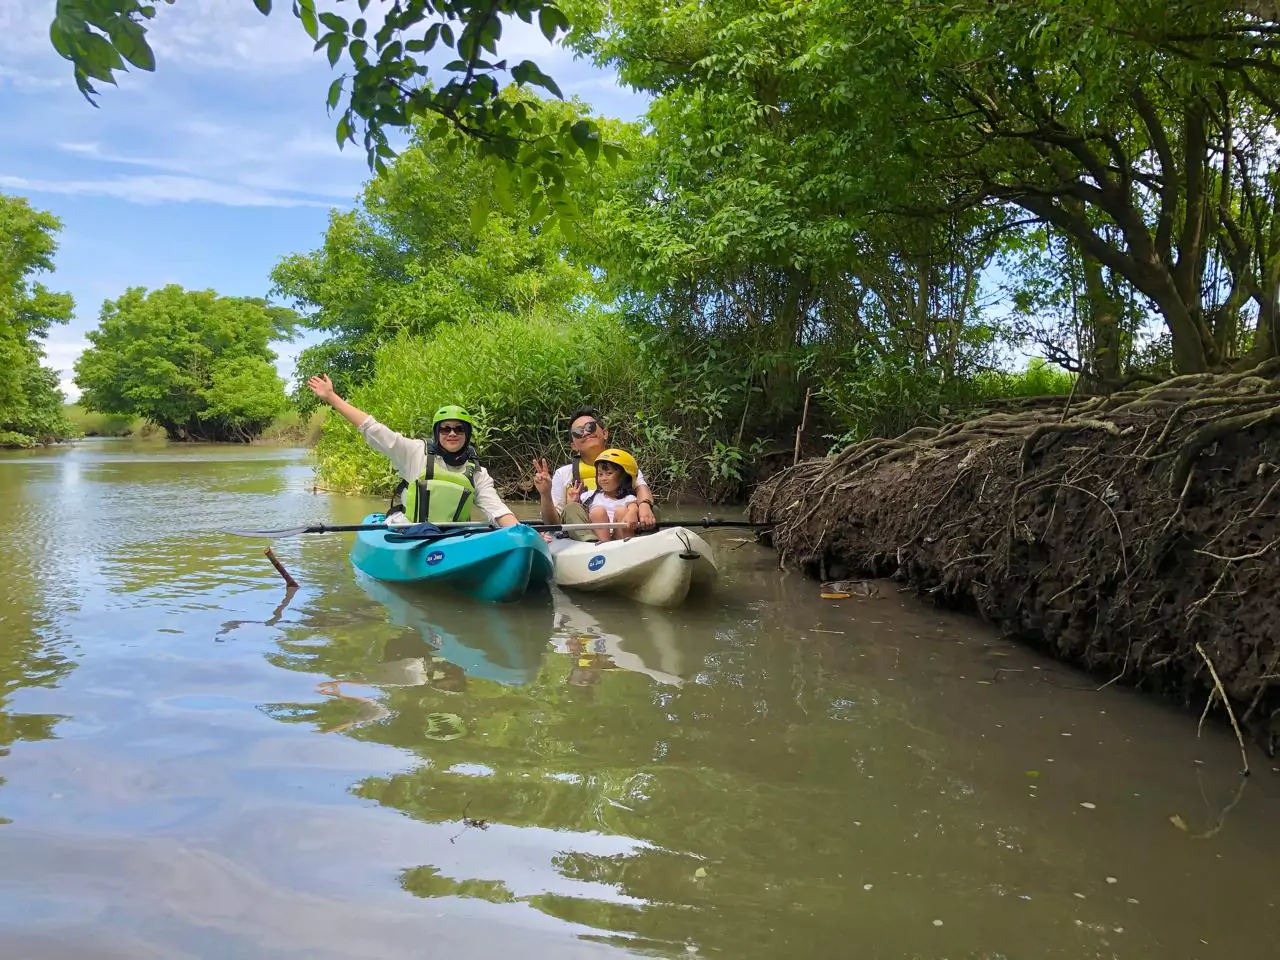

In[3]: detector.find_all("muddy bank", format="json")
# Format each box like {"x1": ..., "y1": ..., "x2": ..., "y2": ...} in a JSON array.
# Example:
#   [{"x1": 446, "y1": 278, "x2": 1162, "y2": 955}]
[{"x1": 750, "y1": 362, "x2": 1280, "y2": 754}]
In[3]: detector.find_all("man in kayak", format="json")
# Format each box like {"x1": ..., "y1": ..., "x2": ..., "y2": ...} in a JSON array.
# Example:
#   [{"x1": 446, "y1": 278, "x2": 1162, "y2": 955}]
[
  {"x1": 532, "y1": 406, "x2": 657, "y2": 540},
  {"x1": 306, "y1": 374, "x2": 518, "y2": 528}
]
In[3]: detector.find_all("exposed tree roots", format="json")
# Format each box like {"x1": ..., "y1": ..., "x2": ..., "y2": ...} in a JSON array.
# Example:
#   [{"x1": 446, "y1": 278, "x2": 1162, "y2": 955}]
[{"x1": 749, "y1": 360, "x2": 1280, "y2": 755}]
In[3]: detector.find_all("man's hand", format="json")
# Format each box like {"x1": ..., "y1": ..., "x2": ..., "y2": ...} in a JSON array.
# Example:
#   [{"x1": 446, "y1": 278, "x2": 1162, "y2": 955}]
[
  {"x1": 532, "y1": 458, "x2": 552, "y2": 498},
  {"x1": 637, "y1": 501, "x2": 656, "y2": 531}
]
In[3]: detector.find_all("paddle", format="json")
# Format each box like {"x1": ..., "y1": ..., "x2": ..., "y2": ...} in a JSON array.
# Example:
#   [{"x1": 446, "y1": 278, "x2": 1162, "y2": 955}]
[
  {"x1": 225, "y1": 516, "x2": 774, "y2": 540},
  {"x1": 224, "y1": 521, "x2": 628, "y2": 540},
  {"x1": 666, "y1": 517, "x2": 776, "y2": 530}
]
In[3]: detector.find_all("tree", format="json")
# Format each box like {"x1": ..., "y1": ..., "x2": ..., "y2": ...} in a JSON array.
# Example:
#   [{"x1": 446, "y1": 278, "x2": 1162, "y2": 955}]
[
  {"x1": 0, "y1": 193, "x2": 76, "y2": 448},
  {"x1": 48, "y1": 0, "x2": 609, "y2": 220},
  {"x1": 559, "y1": 0, "x2": 1014, "y2": 420},
  {"x1": 74, "y1": 285, "x2": 297, "y2": 442},
  {"x1": 571, "y1": 0, "x2": 1280, "y2": 375},
  {"x1": 271, "y1": 97, "x2": 620, "y2": 406}
]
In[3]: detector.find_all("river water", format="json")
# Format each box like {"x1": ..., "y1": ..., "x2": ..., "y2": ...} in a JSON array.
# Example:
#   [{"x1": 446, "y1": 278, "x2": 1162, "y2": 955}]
[{"x1": 0, "y1": 439, "x2": 1277, "y2": 959}]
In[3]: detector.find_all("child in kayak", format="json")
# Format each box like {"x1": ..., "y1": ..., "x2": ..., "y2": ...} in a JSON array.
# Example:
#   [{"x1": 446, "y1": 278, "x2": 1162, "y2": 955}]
[{"x1": 567, "y1": 448, "x2": 639, "y2": 541}]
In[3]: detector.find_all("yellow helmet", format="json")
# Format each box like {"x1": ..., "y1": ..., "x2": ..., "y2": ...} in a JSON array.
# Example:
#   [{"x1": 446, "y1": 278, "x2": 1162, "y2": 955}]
[{"x1": 594, "y1": 448, "x2": 638, "y2": 484}]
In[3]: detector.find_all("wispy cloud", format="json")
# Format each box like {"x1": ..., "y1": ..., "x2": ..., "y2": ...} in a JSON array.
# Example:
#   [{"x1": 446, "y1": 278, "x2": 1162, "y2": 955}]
[
  {"x1": 53, "y1": 138, "x2": 363, "y2": 201},
  {"x1": 0, "y1": 174, "x2": 339, "y2": 208}
]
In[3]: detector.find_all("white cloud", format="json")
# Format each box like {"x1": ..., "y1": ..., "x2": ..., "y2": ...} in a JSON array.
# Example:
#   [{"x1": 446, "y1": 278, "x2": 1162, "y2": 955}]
[
  {"x1": 0, "y1": 173, "x2": 341, "y2": 208},
  {"x1": 41, "y1": 337, "x2": 88, "y2": 404},
  {"x1": 54, "y1": 137, "x2": 364, "y2": 201}
]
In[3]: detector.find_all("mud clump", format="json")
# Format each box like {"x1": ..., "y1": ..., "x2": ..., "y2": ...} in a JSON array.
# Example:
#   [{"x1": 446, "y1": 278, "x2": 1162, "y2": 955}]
[{"x1": 750, "y1": 362, "x2": 1280, "y2": 754}]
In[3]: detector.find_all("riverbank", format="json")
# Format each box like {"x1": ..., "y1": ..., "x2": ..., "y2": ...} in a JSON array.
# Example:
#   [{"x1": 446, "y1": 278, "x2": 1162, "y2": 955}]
[
  {"x1": 750, "y1": 362, "x2": 1280, "y2": 755},
  {"x1": 55, "y1": 405, "x2": 326, "y2": 446}
]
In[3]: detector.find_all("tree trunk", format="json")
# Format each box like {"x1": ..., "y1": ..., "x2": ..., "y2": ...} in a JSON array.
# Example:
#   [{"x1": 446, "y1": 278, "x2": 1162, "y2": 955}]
[{"x1": 1080, "y1": 249, "x2": 1122, "y2": 390}]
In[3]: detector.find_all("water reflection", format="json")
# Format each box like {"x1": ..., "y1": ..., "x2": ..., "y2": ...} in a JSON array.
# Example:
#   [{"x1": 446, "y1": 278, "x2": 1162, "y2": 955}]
[{"x1": 4, "y1": 441, "x2": 1280, "y2": 960}]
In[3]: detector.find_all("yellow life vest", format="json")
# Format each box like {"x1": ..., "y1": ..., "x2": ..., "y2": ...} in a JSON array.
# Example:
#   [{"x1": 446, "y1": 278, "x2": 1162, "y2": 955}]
[
  {"x1": 392, "y1": 455, "x2": 478, "y2": 523},
  {"x1": 570, "y1": 458, "x2": 596, "y2": 492}
]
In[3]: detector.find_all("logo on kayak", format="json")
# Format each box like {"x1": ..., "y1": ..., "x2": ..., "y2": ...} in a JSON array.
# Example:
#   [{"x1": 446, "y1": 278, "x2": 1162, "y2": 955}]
[
  {"x1": 588, "y1": 554, "x2": 606, "y2": 572},
  {"x1": 426, "y1": 551, "x2": 445, "y2": 565}
]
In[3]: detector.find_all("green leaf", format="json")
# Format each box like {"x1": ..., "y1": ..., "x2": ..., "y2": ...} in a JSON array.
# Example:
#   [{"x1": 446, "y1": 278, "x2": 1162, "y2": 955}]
[
  {"x1": 253, "y1": 0, "x2": 272, "y2": 13},
  {"x1": 469, "y1": 197, "x2": 489, "y2": 235},
  {"x1": 572, "y1": 123, "x2": 600, "y2": 161},
  {"x1": 336, "y1": 113, "x2": 352, "y2": 148},
  {"x1": 538, "y1": 6, "x2": 569, "y2": 42},
  {"x1": 297, "y1": 0, "x2": 318, "y2": 41},
  {"x1": 105, "y1": 18, "x2": 155, "y2": 72},
  {"x1": 352, "y1": 18, "x2": 367, "y2": 38},
  {"x1": 326, "y1": 76, "x2": 343, "y2": 112},
  {"x1": 601, "y1": 142, "x2": 625, "y2": 168},
  {"x1": 326, "y1": 32, "x2": 346, "y2": 67},
  {"x1": 350, "y1": 38, "x2": 368, "y2": 62},
  {"x1": 441, "y1": 24, "x2": 454, "y2": 47},
  {"x1": 319, "y1": 12, "x2": 347, "y2": 35}
]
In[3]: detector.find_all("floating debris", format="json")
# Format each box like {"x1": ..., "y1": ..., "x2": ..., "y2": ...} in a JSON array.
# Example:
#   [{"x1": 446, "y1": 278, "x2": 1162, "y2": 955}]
[
  {"x1": 932, "y1": 919, "x2": 944, "y2": 927},
  {"x1": 1106, "y1": 877, "x2": 1118, "y2": 884},
  {"x1": 694, "y1": 866, "x2": 708, "y2": 879},
  {"x1": 1080, "y1": 802, "x2": 1097, "y2": 810},
  {"x1": 863, "y1": 883, "x2": 873, "y2": 891},
  {"x1": 1170, "y1": 814, "x2": 1189, "y2": 832}
]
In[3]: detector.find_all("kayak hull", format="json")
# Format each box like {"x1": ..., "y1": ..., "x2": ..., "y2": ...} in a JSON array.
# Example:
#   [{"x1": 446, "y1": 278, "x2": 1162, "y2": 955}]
[
  {"x1": 549, "y1": 527, "x2": 718, "y2": 607},
  {"x1": 349, "y1": 513, "x2": 553, "y2": 603}
]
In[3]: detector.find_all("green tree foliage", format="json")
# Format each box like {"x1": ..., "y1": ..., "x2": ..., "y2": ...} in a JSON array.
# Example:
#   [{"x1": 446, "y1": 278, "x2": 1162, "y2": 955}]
[
  {"x1": 0, "y1": 194, "x2": 76, "y2": 449},
  {"x1": 271, "y1": 100, "x2": 617, "y2": 408},
  {"x1": 48, "y1": 0, "x2": 611, "y2": 221},
  {"x1": 73, "y1": 285, "x2": 297, "y2": 442},
  {"x1": 565, "y1": 0, "x2": 1280, "y2": 376}
]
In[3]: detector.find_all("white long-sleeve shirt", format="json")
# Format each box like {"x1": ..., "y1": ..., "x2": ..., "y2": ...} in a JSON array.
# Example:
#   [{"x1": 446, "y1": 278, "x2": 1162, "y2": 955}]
[{"x1": 357, "y1": 416, "x2": 514, "y2": 523}]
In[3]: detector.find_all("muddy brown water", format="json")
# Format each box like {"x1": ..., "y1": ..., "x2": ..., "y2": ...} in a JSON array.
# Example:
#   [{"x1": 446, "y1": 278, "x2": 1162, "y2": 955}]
[{"x1": 1, "y1": 439, "x2": 1277, "y2": 959}]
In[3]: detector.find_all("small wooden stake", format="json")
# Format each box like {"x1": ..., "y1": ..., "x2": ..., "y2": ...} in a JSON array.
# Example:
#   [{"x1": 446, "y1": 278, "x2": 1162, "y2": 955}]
[
  {"x1": 1196, "y1": 642, "x2": 1251, "y2": 777},
  {"x1": 264, "y1": 547, "x2": 299, "y2": 589},
  {"x1": 793, "y1": 386, "x2": 812, "y2": 466}
]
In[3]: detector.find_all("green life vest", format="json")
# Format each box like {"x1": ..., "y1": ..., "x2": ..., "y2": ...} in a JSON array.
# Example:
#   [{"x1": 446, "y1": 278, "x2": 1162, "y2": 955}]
[{"x1": 391, "y1": 455, "x2": 479, "y2": 523}]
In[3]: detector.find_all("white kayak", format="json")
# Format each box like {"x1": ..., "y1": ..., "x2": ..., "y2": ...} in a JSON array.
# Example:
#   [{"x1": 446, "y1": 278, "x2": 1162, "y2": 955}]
[{"x1": 548, "y1": 527, "x2": 718, "y2": 607}]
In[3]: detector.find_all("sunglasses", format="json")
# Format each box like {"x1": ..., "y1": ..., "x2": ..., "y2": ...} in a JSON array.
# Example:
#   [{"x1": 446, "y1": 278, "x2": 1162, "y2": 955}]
[
  {"x1": 438, "y1": 424, "x2": 468, "y2": 436},
  {"x1": 570, "y1": 420, "x2": 599, "y2": 439}
]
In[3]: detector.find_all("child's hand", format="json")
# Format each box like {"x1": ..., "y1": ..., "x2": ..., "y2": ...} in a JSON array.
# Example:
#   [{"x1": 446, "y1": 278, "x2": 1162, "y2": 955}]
[{"x1": 566, "y1": 480, "x2": 583, "y2": 502}]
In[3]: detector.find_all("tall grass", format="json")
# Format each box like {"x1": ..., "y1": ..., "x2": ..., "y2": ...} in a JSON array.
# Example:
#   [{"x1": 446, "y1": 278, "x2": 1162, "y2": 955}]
[
  {"x1": 313, "y1": 312, "x2": 1077, "y2": 503},
  {"x1": 62, "y1": 404, "x2": 144, "y2": 438},
  {"x1": 256, "y1": 408, "x2": 328, "y2": 446},
  {"x1": 315, "y1": 309, "x2": 650, "y2": 496}
]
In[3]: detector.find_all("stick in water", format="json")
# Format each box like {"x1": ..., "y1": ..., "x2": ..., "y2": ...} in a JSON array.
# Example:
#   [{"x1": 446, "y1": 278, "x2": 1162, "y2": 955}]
[
  {"x1": 264, "y1": 547, "x2": 299, "y2": 589},
  {"x1": 1195, "y1": 642, "x2": 1250, "y2": 777}
]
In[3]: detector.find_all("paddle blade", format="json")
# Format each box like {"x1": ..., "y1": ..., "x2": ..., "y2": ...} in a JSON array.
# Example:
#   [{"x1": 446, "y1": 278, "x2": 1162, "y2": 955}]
[{"x1": 223, "y1": 525, "x2": 313, "y2": 539}]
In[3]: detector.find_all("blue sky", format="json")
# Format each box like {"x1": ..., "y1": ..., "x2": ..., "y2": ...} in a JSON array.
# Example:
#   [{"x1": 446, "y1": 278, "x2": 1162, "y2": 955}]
[{"x1": 0, "y1": 0, "x2": 648, "y2": 400}]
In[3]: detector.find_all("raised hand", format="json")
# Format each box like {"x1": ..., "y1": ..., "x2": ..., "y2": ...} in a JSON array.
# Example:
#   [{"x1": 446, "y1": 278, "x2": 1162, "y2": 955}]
[
  {"x1": 306, "y1": 374, "x2": 337, "y2": 403},
  {"x1": 532, "y1": 457, "x2": 552, "y2": 497},
  {"x1": 566, "y1": 479, "x2": 584, "y2": 503}
]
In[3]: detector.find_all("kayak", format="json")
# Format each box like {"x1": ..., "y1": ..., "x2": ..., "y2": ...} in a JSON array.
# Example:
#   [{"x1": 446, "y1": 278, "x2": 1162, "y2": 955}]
[
  {"x1": 349, "y1": 513, "x2": 553, "y2": 603},
  {"x1": 548, "y1": 527, "x2": 718, "y2": 607}
]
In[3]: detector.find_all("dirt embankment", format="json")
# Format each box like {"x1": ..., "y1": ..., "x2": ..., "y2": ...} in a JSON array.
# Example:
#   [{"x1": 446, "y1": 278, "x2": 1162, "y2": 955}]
[{"x1": 749, "y1": 362, "x2": 1280, "y2": 755}]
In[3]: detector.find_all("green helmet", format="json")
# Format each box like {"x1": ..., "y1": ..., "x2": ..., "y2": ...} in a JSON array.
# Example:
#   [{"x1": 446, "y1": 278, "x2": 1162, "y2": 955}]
[{"x1": 432, "y1": 404, "x2": 474, "y2": 428}]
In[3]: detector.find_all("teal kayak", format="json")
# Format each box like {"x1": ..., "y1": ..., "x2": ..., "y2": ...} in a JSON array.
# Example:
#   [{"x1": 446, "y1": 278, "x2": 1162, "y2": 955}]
[{"x1": 349, "y1": 513, "x2": 553, "y2": 603}]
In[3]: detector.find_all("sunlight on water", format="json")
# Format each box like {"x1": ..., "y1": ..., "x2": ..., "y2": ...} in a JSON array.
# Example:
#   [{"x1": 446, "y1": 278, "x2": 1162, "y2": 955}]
[{"x1": 0, "y1": 438, "x2": 1277, "y2": 959}]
